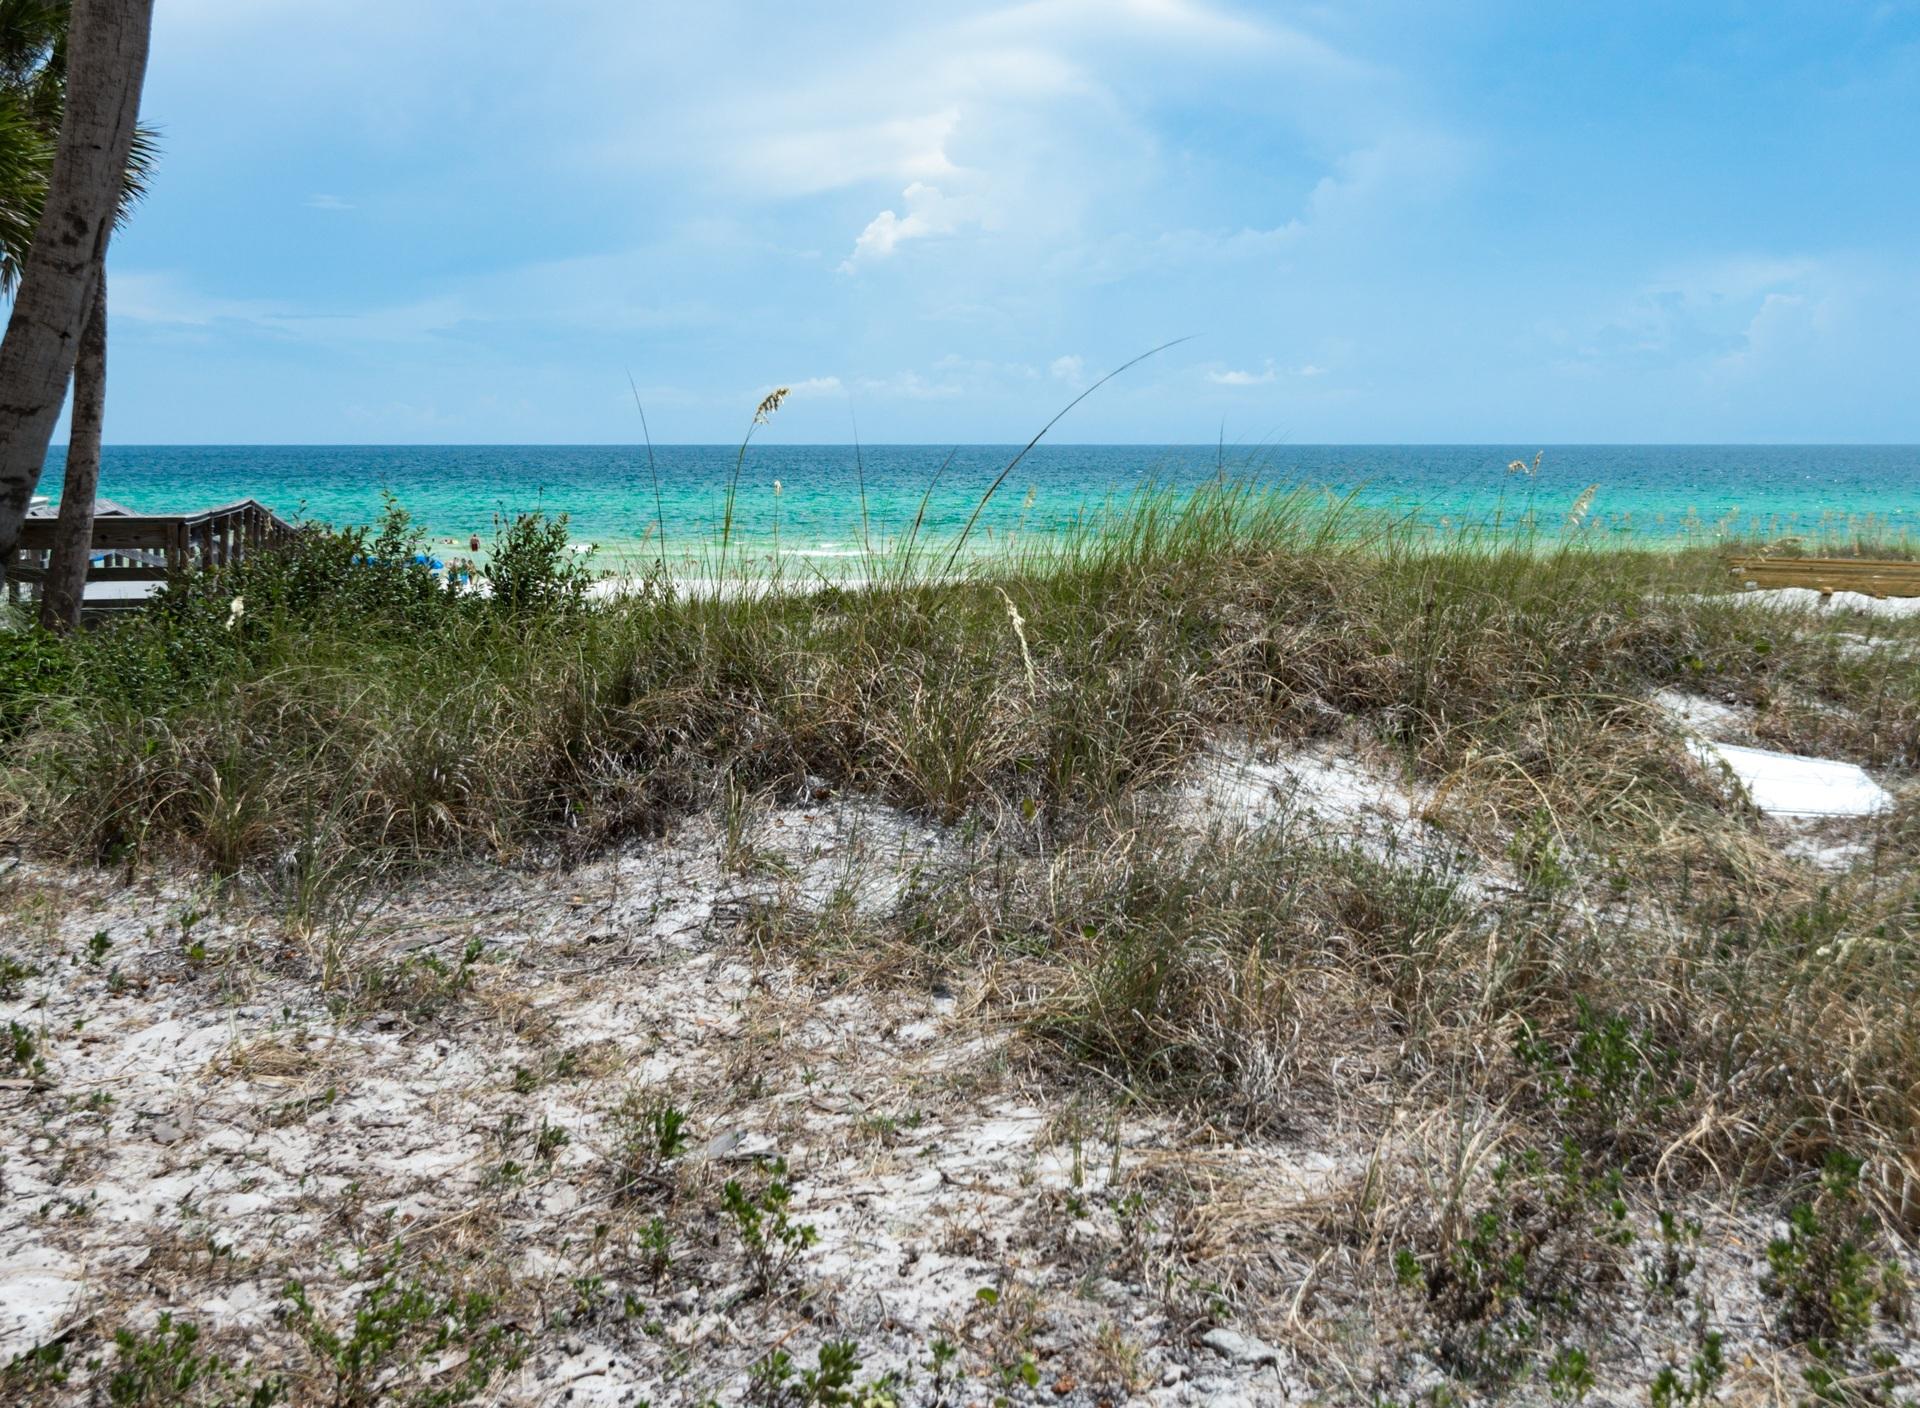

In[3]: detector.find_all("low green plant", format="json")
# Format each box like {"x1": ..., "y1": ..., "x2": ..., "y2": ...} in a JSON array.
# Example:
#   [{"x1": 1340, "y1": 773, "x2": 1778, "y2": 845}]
[
  {"x1": 1761, "y1": 1151, "x2": 1906, "y2": 1352},
  {"x1": 721, "y1": 1156, "x2": 818, "y2": 1296},
  {"x1": 533, "y1": 1116, "x2": 570, "y2": 1162},
  {"x1": 1507, "y1": 810, "x2": 1574, "y2": 898},
  {"x1": 1545, "y1": 1345, "x2": 1594, "y2": 1402},
  {"x1": 2, "y1": 1337, "x2": 71, "y2": 1395},
  {"x1": 1400, "y1": 1141, "x2": 1634, "y2": 1382},
  {"x1": 1514, "y1": 999, "x2": 1690, "y2": 1151},
  {"x1": 747, "y1": 1339, "x2": 895, "y2": 1408},
  {"x1": 5, "y1": 1019, "x2": 47, "y2": 1081},
  {"x1": 283, "y1": 1258, "x2": 526, "y2": 1408},
  {"x1": 1643, "y1": 1209, "x2": 1703, "y2": 1304},
  {"x1": 1648, "y1": 1331, "x2": 1724, "y2": 1408},
  {"x1": 348, "y1": 937, "x2": 488, "y2": 1024},
  {"x1": 636, "y1": 1215, "x2": 674, "y2": 1287},
  {"x1": 0, "y1": 952, "x2": 34, "y2": 997},
  {"x1": 102, "y1": 1312, "x2": 282, "y2": 1407},
  {"x1": 608, "y1": 1093, "x2": 691, "y2": 1204}
]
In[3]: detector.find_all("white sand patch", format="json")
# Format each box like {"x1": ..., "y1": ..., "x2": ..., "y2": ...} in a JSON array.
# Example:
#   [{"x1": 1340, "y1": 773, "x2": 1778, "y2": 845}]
[
  {"x1": 1184, "y1": 744, "x2": 1421, "y2": 840},
  {"x1": 1721, "y1": 586, "x2": 1920, "y2": 619},
  {"x1": 1650, "y1": 688, "x2": 1754, "y2": 740},
  {"x1": 747, "y1": 795, "x2": 949, "y2": 914},
  {"x1": 1685, "y1": 738, "x2": 1894, "y2": 818},
  {"x1": 0, "y1": 1243, "x2": 85, "y2": 1361},
  {"x1": 1780, "y1": 830, "x2": 1877, "y2": 872},
  {"x1": 1177, "y1": 740, "x2": 1484, "y2": 885}
]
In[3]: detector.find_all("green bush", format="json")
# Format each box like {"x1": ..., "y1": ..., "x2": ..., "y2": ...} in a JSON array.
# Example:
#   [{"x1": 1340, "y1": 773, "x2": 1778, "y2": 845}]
[
  {"x1": 1762, "y1": 1151, "x2": 1907, "y2": 1351},
  {"x1": 283, "y1": 1256, "x2": 525, "y2": 1408},
  {"x1": 482, "y1": 511, "x2": 593, "y2": 618},
  {"x1": 0, "y1": 623, "x2": 72, "y2": 736}
]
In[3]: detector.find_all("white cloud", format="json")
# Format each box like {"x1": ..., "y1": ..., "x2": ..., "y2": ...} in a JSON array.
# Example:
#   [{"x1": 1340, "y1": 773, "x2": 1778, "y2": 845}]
[
  {"x1": 786, "y1": 375, "x2": 846, "y2": 397},
  {"x1": 304, "y1": 194, "x2": 354, "y2": 210},
  {"x1": 841, "y1": 183, "x2": 970, "y2": 270},
  {"x1": 1717, "y1": 290, "x2": 1832, "y2": 375},
  {"x1": 1208, "y1": 359, "x2": 1278, "y2": 385},
  {"x1": 1049, "y1": 354, "x2": 1085, "y2": 384},
  {"x1": 853, "y1": 370, "x2": 965, "y2": 399},
  {"x1": 1567, "y1": 255, "x2": 1839, "y2": 373}
]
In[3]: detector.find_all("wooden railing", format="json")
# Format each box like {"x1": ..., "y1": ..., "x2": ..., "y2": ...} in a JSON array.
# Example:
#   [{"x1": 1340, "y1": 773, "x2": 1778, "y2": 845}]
[{"x1": 7, "y1": 499, "x2": 299, "y2": 612}]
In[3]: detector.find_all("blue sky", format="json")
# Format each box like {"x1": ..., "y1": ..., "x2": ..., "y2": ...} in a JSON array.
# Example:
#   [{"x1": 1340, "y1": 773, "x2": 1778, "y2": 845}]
[{"x1": 85, "y1": 0, "x2": 1920, "y2": 443}]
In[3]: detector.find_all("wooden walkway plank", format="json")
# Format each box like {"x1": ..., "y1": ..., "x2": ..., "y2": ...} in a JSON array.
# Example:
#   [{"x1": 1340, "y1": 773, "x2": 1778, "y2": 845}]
[{"x1": 1726, "y1": 555, "x2": 1920, "y2": 598}]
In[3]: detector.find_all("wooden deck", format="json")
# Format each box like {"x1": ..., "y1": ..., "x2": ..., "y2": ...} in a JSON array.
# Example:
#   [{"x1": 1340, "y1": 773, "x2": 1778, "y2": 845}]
[
  {"x1": 1727, "y1": 555, "x2": 1920, "y2": 599},
  {"x1": 8, "y1": 499, "x2": 297, "y2": 614}
]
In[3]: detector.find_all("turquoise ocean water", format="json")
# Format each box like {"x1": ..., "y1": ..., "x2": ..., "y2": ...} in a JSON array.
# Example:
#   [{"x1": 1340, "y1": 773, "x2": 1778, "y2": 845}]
[{"x1": 37, "y1": 444, "x2": 1920, "y2": 568}]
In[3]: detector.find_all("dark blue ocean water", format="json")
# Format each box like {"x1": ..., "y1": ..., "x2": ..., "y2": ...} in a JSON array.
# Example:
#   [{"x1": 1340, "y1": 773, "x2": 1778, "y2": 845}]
[{"x1": 36, "y1": 444, "x2": 1920, "y2": 562}]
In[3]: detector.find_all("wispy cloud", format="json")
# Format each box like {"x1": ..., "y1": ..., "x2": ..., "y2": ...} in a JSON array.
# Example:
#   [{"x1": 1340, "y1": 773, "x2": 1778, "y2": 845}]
[
  {"x1": 304, "y1": 193, "x2": 354, "y2": 211},
  {"x1": 786, "y1": 375, "x2": 846, "y2": 397},
  {"x1": 1207, "y1": 360, "x2": 1277, "y2": 386}
]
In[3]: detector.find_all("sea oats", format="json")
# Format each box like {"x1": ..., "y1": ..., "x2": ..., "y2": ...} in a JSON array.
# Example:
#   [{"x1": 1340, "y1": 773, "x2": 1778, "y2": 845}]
[{"x1": 753, "y1": 387, "x2": 790, "y2": 426}]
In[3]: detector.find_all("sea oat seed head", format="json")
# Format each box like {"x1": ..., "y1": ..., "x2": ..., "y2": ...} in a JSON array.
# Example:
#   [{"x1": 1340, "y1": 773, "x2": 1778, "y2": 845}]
[{"x1": 754, "y1": 387, "x2": 790, "y2": 425}]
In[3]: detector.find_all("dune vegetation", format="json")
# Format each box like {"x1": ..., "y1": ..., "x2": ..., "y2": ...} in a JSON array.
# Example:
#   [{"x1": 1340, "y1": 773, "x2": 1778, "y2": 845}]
[{"x1": 2, "y1": 484, "x2": 1918, "y2": 1405}]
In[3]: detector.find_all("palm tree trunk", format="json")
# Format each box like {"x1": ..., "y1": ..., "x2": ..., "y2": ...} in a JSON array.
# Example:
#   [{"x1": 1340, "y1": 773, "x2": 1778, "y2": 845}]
[
  {"x1": 39, "y1": 266, "x2": 106, "y2": 632},
  {"x1": 0, "y1": 0, "x2": 152, "y2": 589}
]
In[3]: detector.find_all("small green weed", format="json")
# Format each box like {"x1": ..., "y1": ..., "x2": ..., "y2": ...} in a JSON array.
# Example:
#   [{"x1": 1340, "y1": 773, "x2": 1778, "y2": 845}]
[
  {"x1": 1761, "y1": 1151, "x2": 1906, "y2": 1352},
  {"x1": 747, "y1": 1339, "x2": 897, "y2": 1407},
  {"x1": 348, "y1": 938, "x2": 488, "y2": 1024},
  {"x1": 722, "y1": 1157, "x2": 817, "y2": 1296},
  {"x1": 1515, "y1": 999, "x2": 1690, "y2": 1150},
  {"x1": 1400, "y1": 1141, "x2": 1634, "y2": 1382},
  {"x1": 5, "y1": 1020, "x2": 47, "y2": 1081},
  {"x1": 283, "y1": 1257, "x2": 526, "y2": 1408},
  {"x1": 636, "y1": 1215, "x2": 675, "y2": 1287},
  {"x1": 1544, "y1": 1345, "x2": 1594, "y2": 1402},
  {"x1": 1648, "y1": 1331, "x2": 1724, "y2": 1408},
  {"x1": 0, "y1": 952, "x2": 35, "y2": 997},
  {"x1": 102, "y1": 1312, "x2": 282, "y2": 1407},
  {"x1": 608, "y1": 1092, "x2": 691, "y2": 1205},
  {"x1": 1643, "y1": 1209, "x2": 1702, "y2": 1304}
]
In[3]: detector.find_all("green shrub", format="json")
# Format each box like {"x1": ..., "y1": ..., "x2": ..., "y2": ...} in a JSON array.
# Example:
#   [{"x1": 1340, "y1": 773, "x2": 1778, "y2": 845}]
[
  {"x1": 103, "y1": 1312, "x2": 281, "y2": 1407},
  {"x1": 0, "y1": 624, "x2": 72, "y2": 736},
  {"x1": 283, "y1": 1257, "x2": 525, "y2": 1408},
  {"x1": 1399, "y1": 1141, "x2": 1634, "y2": 1382},
  {"x1": 482, "y1": 511, "x2": 593, "y2": 618},
  {"x1": 722, "y1": 1157, "x2": 818, "y2": 1296},
  {"x1": 1762, "y1": 1151, "x2": 1906, "y2": 1351},
  {"x1": 1514, "y1": 999, "x2": 1691, "y2": 1152}
]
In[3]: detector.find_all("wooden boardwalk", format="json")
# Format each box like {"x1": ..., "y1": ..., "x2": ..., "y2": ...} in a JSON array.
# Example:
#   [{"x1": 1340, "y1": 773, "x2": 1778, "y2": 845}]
[
  {"x1": 1727, "y1": 555, "x2": 1920, "y2": 599},
  {"x1": 8, "y1": 498, "x2": 297, "y2": 614}
]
